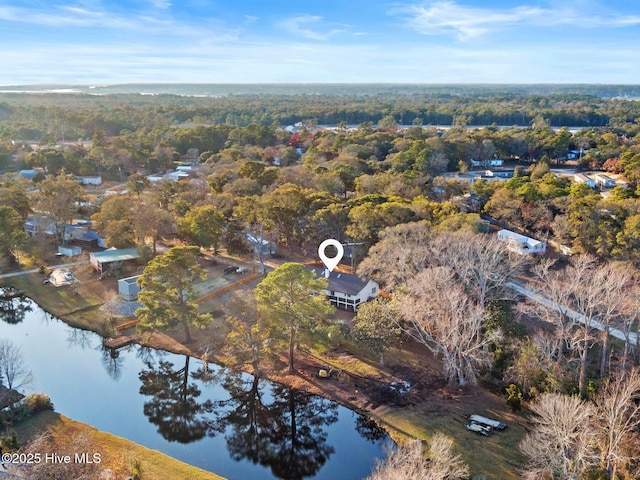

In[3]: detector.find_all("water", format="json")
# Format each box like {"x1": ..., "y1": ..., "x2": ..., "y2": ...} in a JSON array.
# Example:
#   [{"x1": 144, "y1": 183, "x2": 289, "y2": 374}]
[
  {"x1": 1, "y1": 83, "x2": 639, "y2": 98},
  {"x1": 0, "y1": 290, "x2": 389, "y2": 480}
]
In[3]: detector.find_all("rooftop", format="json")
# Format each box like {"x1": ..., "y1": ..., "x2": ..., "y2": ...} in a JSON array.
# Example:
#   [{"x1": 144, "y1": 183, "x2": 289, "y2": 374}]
[
  {"x1": 307, "y1": 266, "x2": 371, "y2": 295},
  {"x1": 90, "y1": 247, "x2": 140, "y2": 263}
]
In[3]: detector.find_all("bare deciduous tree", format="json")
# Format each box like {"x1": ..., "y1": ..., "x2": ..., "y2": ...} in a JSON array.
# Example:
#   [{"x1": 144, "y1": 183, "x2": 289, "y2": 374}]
[
  {"x1": 361, "y1": 228, "x2": 521, "y2": 387},
  {"x1": 366, "y1": 434, "x2": 469, "y2": 480},
  {"x1": 594, "y1": 368, "x2": 640, "y2": 479},
  {"x1": 618, "y1": 284, "x2": 640, "y2": 369},
  {"x1": 397, "y1": 266, "x2": 498, "y2": 386},
  {"x1": 360, "y1": 227, "x2": 524, "y2": 311},
  {"x1": 520, "y1": 393, "x2": 597, "y2": 480},
  {"x1": 532, "y1": 256, "x2": 632, "y2": 396},
  {"x1": 435, "y1": 231, "x2": 526, "y2": 309},
  {"x1": 0, "y1": 338, "x2": 32, "y2": 391},
  {"x1": 531, "y1": 258, "x2": 578, "y2": 366},
  {"x1": 358, "y1": 222, "x2": 433, "y2": 291}
]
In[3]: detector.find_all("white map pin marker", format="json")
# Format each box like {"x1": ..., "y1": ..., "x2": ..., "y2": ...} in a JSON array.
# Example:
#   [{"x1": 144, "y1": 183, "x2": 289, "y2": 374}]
[{"x1": 318, "y1": 239, "x2": 344, "y2": 276}]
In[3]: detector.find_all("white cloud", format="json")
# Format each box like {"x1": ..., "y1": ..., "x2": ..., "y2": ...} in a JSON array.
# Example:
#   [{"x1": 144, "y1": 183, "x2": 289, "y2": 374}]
[
  {"x1": 393, "y1": 1, "x2": 640, "y2": 40},
  {"x1": 244, "y1": 15, "x2": 258, "y2": 24},
  {"x1": 279, "y1": 14, "x2": 345, "y2": 41},
  {"x1": 3, "y1": 36, "x2": 639, "y2": 85},
  {"x1": 150, "y1": 0, "x2": 172, "y2": 9},
  {"x1": 0, "y1": 3, "x2": 237, "y2": 40}
]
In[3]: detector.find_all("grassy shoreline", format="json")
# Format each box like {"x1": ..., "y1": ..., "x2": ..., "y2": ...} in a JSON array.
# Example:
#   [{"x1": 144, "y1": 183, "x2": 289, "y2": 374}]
[
  {"x1": 1, "y1": 273, "x2": 225, "y2": 479},
  {"x1": 2, "y1": 270, "x2": 527, "y2": 479},
  {"x1": 12, "y1": 410, "x2": 224, "y2": 480}
]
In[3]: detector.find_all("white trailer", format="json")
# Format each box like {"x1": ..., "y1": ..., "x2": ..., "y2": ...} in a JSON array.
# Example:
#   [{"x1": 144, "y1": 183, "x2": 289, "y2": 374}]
[
  {"x1": 58, "y1": 245, "x2": 82, "y2": 257},
  {"x1": 470, "y1": 414, "x2": 507, "y2": 430}
]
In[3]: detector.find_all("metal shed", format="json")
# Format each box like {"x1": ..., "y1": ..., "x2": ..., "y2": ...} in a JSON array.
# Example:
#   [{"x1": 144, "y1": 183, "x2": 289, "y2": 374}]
[
  {"x1": 118, "y1": 275, "x2": 142, "y2": 301},
  {"x1": 90, "y1": 247, "x2": 140, "y2": 274}
]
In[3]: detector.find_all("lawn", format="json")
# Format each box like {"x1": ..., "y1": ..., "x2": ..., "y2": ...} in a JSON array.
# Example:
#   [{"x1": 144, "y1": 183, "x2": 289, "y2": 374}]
[
  {"x1": 1, "y1": 272, "x2": 115, "y2": 332},
  {"x1": 302, "y1": 329, "x2": 529, "y2": 480}
]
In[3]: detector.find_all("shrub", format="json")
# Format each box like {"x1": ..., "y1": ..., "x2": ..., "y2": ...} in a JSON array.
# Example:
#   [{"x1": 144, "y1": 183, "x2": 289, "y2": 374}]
[
  {"x1": 506, "y1": 384, "x2": 523, "y2": 411},
  {"x1": 25, "y1": 393, "x2": 54, "y2": 414},
  {"x1": 0, "y1": 433, "x2": 19, "y2": 452}
]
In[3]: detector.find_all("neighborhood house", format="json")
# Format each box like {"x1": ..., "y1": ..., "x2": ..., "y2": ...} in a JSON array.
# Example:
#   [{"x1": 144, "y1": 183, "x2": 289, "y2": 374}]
[
  {"x1": 77, "y1": 176, "x2": 102, "y2": 185},
  {"x1": 574, "y1": 173, "x2": 595, "y2": 188},
  {"x1": 307, "y1": 266, "x2": 379, "y2": 311},
  {"x1": 496, "y1": 229, "x2": 546, "y2": 255},
  {"x1": 595, "y1": 173, "x2": 616, "y2": 188}
]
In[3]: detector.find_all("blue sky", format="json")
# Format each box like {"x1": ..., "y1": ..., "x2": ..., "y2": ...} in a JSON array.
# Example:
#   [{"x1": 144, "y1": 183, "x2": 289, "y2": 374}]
[{"x1": 1, "y1": 0, "x2": 640, "y2": 84}]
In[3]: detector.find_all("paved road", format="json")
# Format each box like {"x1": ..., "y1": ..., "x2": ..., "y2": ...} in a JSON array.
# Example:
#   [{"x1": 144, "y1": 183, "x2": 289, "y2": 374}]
[
  {"x1": 507, "y1": 281, "x2": 638, "y2": 344},
  {"x1": 0, "y1": 260, "x2": 89, "y2": 280}
]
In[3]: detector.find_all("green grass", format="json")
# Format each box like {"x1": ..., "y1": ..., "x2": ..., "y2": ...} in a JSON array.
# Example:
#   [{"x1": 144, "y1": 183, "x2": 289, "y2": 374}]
[
  {"x1": 302, "y1": 327, "x2": 528, "y2": 480},
  {"x1": 377, "y1": 404, "x2": 527, "y2": 479},
  {"x1": 1, "y1": 273, "x2": 111, "y2": 332}
]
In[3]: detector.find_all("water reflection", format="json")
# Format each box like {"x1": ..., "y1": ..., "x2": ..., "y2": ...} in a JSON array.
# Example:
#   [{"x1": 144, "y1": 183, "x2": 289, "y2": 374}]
[
  {"x1": 101, "y1": 347, "x2": 125, "y2": 381},
  {"x1": 139, "y1": 356, "x2": 216, "y2": 443},
  {"x1": 142, "y1": 360, "x2": 344, "y2": 480},
  {"x1": 0, "y1": 293, "x2": 389, "y2": 480},
  {"x1": 0, "y1": 287, "x2": 32, "y2": 325},
  {"x1": 214, "y1": 371, "x2": 339, "y2": 479},
  {"x1": 264, "y1": 384, "x2": 338, "y2": 480},
  {"x1": 66, "y1": 327, "x2": 95, "y2": 350},
  {"x1": 355, "y1": 415, "x2": 388, "y2": 443}
]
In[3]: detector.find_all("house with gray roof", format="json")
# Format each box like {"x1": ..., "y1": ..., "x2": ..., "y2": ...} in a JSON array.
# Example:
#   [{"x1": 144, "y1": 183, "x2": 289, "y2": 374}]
[{"x1": 307, "y1": 266, "x2": 379, "y2": 311}]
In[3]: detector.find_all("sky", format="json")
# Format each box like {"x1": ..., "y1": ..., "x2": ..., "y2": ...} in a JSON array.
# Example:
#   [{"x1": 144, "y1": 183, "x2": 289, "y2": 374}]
[{"x1": 1, "y1": 0, "x2": 640, "y2": 85}]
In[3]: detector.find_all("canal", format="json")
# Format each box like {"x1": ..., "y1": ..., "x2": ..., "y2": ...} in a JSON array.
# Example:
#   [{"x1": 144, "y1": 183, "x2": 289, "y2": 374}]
[{"x1": 0, "y1": 290, "x2": 390, "y2": 479}]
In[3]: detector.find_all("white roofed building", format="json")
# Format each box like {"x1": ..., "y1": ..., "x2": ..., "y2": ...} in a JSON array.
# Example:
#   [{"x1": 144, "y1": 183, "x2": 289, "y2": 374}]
[{"x1": 496, "y1": 229, "x2": 546, "y2": 255}]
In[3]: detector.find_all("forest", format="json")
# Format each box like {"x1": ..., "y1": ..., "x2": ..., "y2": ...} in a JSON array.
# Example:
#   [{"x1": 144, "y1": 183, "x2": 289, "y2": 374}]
[{"x1": 2, "y1": 89, "x2": 640, "y2": 479}]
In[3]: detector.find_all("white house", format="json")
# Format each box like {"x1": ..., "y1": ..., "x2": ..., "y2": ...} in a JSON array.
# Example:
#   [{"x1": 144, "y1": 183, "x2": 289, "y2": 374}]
[
  {"x1": 483, "y1": 168, "x2": 514, "y2": 179},
  {"x1": 24, "y1": 215, "x2": 53, "y2": 237},
  {"x1": 307, "y1": 266, "x2": 379, "y2": 311},
  {"x1": 471, "y1": 159, "x2": 504, "y2": 168},
  {"x1": 496, "y1": 229, "x2": 546, "y2": 255},
  {"x1": 574, "y1": 173, "x2": 595, "y2": 188},
  {"x1": 77, "y1": 176, "x2": 102, "y2": 185},
  {"x1": 594, "y1": 174, "x2": 616, "y2": 188}
]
